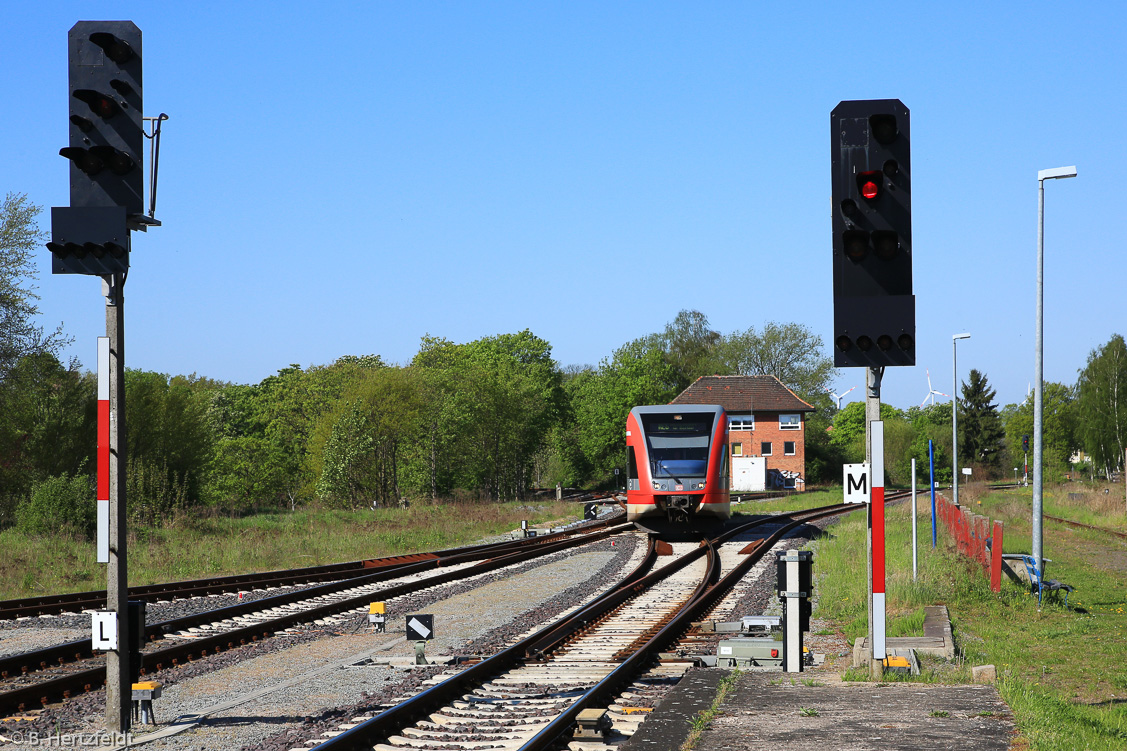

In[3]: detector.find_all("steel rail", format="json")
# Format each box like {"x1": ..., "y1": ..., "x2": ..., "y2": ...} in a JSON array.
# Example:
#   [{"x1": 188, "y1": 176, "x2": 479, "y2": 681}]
[
  {"x1": 0, "y1": 520, "x2": 625, "y2": 681},
  {"x1": 312, "y1": 503, "x2": 855, "y2": 751},
  {"x1": 1044, "y1": 513, "x2": 1127, "y2": 540},
  {"x1": 0, "y1": 521, "x2": 631, "y2": 715},
  {"x1": 514, "y1": 504, "x2": 857, "y2": 751},
  {"x1": 0, "y1": 510, "x2": 625, "y2": 621},
  {"x1": 307, "y1": 536, "x2": 665, "y2": 751}
]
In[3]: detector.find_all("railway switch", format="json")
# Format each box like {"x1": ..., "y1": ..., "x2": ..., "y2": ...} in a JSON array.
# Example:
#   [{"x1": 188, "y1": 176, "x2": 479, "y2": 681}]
[
  {"x1": 369, "y1": 602, "x2": 386, "y2": 632},
  {"x1": 776, "y1": 549, "x2": 814, "y2": 672}
]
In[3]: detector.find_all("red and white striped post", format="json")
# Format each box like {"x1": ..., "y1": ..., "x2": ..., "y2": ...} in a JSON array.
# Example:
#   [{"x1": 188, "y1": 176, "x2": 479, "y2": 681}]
[
  {"x1": 870, "y1": 420, "x2": 886, "y2": 666},
  {"x1": 97, "y1": 336, "x2": 110, "y2": 563}
]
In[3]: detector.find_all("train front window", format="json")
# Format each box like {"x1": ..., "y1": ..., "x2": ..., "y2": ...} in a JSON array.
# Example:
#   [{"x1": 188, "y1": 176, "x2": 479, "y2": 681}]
[{"x1": 640, "y1": 412, "x2": 714, "y2": 479}]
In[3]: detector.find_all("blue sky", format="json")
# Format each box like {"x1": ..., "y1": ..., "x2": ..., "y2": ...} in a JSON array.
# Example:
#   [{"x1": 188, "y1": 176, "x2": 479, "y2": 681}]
[{"x1": 9, "y1": 2, "x2": 1121, "y2": 411}]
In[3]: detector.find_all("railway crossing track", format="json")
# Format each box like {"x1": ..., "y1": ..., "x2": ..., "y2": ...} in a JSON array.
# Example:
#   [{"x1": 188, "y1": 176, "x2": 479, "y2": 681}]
[
  {"x1": 0, "y1": 517, "x2": 629, "y2": 717},
  {"x1": 303, "y1": 503, "x2": 860, "y2": 751},
  {"x1": 0, "y1": 509, "x2": 625, "y2": 622}
]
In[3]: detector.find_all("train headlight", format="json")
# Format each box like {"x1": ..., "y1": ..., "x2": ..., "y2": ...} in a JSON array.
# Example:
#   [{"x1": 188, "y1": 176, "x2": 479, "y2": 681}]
[
  {"x1": 652, "y1": 481, "x2": 661, "y2": 490},
  {"x1": 696, "y1": 482, "x2": 706, "y2": 489}
]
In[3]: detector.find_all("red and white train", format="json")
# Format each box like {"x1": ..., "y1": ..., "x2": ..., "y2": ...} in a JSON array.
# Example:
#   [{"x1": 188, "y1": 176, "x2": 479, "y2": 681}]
[{"x1": 625, "y1": 404, "x2": 730, "y2": 523}]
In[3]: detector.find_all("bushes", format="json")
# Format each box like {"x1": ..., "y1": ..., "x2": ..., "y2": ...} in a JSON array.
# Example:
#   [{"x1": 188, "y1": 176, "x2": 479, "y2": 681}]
[{"x1": 16, "y1": 473, "x2": 95, "y2": 538}]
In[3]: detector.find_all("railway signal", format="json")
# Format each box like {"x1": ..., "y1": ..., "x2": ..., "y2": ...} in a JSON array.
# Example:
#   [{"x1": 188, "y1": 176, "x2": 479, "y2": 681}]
[
  {"x1": 831, "y1": 99, "x2": 915, "y2": 367},
  {"x1": 51, "y1": 21, "x2": 143, "y2": 276}
]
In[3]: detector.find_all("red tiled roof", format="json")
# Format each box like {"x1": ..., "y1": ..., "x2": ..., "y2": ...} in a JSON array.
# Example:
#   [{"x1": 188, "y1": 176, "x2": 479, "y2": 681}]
[{"x1": 671, "y1": 375, "x2": 815, "y2": 414}]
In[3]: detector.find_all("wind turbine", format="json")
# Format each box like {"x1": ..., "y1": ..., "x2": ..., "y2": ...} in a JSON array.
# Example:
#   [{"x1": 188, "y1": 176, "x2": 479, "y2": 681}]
[
  {"x1": 826, "y1": 385, "x2": 857, "y2": 410},
  {"x1": 919, "y1": 369, "x2": 949, "y2": 408}
]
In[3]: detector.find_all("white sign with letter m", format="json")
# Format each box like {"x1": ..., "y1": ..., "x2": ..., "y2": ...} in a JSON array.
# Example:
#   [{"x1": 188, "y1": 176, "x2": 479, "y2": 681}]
[{"x1": 843, "y1": 463, "x2": 870, "y2": 504}]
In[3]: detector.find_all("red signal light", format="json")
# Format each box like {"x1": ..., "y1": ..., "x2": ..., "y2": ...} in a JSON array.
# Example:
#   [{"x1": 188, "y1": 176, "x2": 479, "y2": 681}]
[
  {"x1": 858, "y1": 170, "x2": 882, "y2": 200},
  {"x1": 771, "y1": 649, "x2": 779, "y2": 658},
  {"x1": 73, "y1": 89, "x2": 122, "y2": 119}
]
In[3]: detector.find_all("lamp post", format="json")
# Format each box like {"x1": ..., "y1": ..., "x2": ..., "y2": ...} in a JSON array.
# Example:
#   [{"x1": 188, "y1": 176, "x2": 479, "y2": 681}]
[
  {"x1": 1034, "y1": 165, "x2": 1077, "y2": 592},
  {"x1": 952, "y1": 333, "x2": 971, "y2": 505}
]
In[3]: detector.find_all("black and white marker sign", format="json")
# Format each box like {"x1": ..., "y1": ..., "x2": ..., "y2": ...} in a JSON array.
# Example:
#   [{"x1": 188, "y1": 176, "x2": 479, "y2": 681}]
[
  {"x1": 843, "y1": 463, "x2": 871, "y2": 504},
  {"x1": 406, "y1": 614, "x2": 434, "y2": 641},
  {"x1": 92, "y1": 611, "x2": 118, "y2": 650}
]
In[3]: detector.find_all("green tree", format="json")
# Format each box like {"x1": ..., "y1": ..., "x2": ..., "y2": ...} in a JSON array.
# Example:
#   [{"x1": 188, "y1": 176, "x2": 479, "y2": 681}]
[
  {"x1": 210, "y1": 356, "x2": 383, "y2": 512},
  {"x1": 1001, "y1": 384, "x2": 1077, "y2": 482},
  {"x1": 566, "y1": 337, "x2": 681, "y2": 484},
  {"x1": 829, "y1": 401, "x2": 905, "y2": 465},
  {"x1": 1076, "y1": 334, "x2": 1127, "y2": 477},
  {"x1": 906, "y1": 401, "x2": 952, "y2": 485},
  {"x1": 125, "y1": 370, "x2": 214, "y2": 521},
  {"x1": 715, "y1": 321, "x2": 835, "y2": 398},
  {"x1": 410, "y1": 331, "x2": 563, "y2": 500},
  {"x1": 657, "y1": 310, "x2": 723, "y2": 391},
  {"x1": 316, "y1": 367, "x2": 424, "y2": 509},
  {"x1": 802, "y1": 390, "x2": 845, "y2": 484},
  {"x1": 958, "y1": 369, "x2": 1005, "y2": 473},
  {"x1": 0, "y1": 352, "x2": 95, "y2": 525},
  {"x1": 0, "y1": 193, "x2": 68, "y2": 380}
]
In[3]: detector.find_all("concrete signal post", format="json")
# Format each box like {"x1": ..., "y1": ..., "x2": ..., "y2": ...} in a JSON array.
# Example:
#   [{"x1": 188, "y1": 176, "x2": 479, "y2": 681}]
[
  {"x1": 50, "y1": 21, "x2": 164, "y2": 731},
  {"x1": 831, "y1": 99, "x2": 913, "y2": 678}
]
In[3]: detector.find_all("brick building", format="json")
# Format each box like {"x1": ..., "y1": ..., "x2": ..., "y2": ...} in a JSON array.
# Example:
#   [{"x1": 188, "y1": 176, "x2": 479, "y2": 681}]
[{"x1": 671, "y1": 375, "x2": 815, "y2": 492}]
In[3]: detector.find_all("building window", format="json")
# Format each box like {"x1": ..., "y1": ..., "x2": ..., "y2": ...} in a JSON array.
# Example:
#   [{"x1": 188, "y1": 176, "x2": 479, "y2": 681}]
[
  {"x1": 784, "y1": 441, "x2": 796, "y2": 456},
  {"x1": 779, "y1": 413, "x2": 801, "y2": 430},
  {"x1": 728, "y1": 415, "x2": 754, "y2": 431},
  {"x1": 732, "y1": 443, "x2": 743, "y2": 457},
  {"x1": 761, "y1": 442, "x2": 772, "y2": 456}
]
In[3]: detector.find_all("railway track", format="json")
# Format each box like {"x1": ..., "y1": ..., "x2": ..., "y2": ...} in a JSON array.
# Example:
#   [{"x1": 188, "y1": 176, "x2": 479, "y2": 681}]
[
  {"x1": 0, "y1": 516, "x2": 629, "y2": 716},
  {"x1": 0, "y1": 507, "x2": 625, "y2": 621},
  {"x1": 301, "y1": 502, "x2": 859, "y2": 751},
  {"x1": 1044, "y1": 513, "x2": 1127, "y2": 540}
]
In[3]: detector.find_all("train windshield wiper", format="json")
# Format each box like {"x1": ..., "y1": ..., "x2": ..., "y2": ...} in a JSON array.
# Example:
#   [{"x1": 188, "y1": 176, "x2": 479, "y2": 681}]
[{"x1": 656, "y1": 460, "x2": 682, "y2": 484}]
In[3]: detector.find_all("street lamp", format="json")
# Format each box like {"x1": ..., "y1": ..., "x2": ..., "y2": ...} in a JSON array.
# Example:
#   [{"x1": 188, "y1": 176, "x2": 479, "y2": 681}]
[
  {"x1": 1033, "y1": 165, "x2": 1077, "y2": 596},
  {"x1": 952, "y1": 333, "x2": 971, "y2": 505}
]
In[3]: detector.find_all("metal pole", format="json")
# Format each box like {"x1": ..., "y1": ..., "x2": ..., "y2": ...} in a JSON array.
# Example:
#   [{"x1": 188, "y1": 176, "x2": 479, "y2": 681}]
[
  {"x1": 929, "y1": 439, "x2": 937, "y2": 548},
  {"x1": 952, "y1": 333, "x2": 970, "y2": 505},
  {"x1": 1033, "y1": 166, "x2": 1076, "y2": 595},
  {"x1": 953, "y1": 337, "x2": 959, "y2": 506},
  {"x1": 911, "y1": 458, "x2": 917, "y2": 581},
  {"x1": 1033, "y1": 175, "x2": 1045, "y2": 590},
  {"x1": 104, "y1": 274, "x2": 131, "y2": 732}
]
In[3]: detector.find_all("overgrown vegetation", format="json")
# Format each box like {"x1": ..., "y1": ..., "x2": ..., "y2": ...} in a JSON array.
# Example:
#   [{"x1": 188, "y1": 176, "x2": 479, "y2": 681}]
[
  {"x1": 0, "y1": 500, "x2": 577, "y2": 600},
  {"x1": 680, "y1": 669, "x2": 743, "y2": 751},
  {"x1": 761, "y1": 485, "x2": 1127, "y2": 750}
]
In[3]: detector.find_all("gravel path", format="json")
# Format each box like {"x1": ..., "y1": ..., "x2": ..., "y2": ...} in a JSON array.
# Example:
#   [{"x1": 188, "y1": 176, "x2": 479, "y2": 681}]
[
  {"x1": 0, "y1": 511, "x2": 835, "y2": 750},
  {"x1": 0, "y1": 533, "x2": 641, "y2": 750}
]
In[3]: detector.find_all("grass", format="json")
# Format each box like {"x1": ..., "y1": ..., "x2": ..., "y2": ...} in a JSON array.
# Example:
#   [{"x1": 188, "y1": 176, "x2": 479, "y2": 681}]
[
  {"x1": 0, "y1": 500, "x2": 580, "y2": 601},
  {"x1": 680, "y1": 670, "x2": 742, "y2": 751},
  {"x1": 756, "y1": 484, "x2": 1127, "y2": 750}
]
